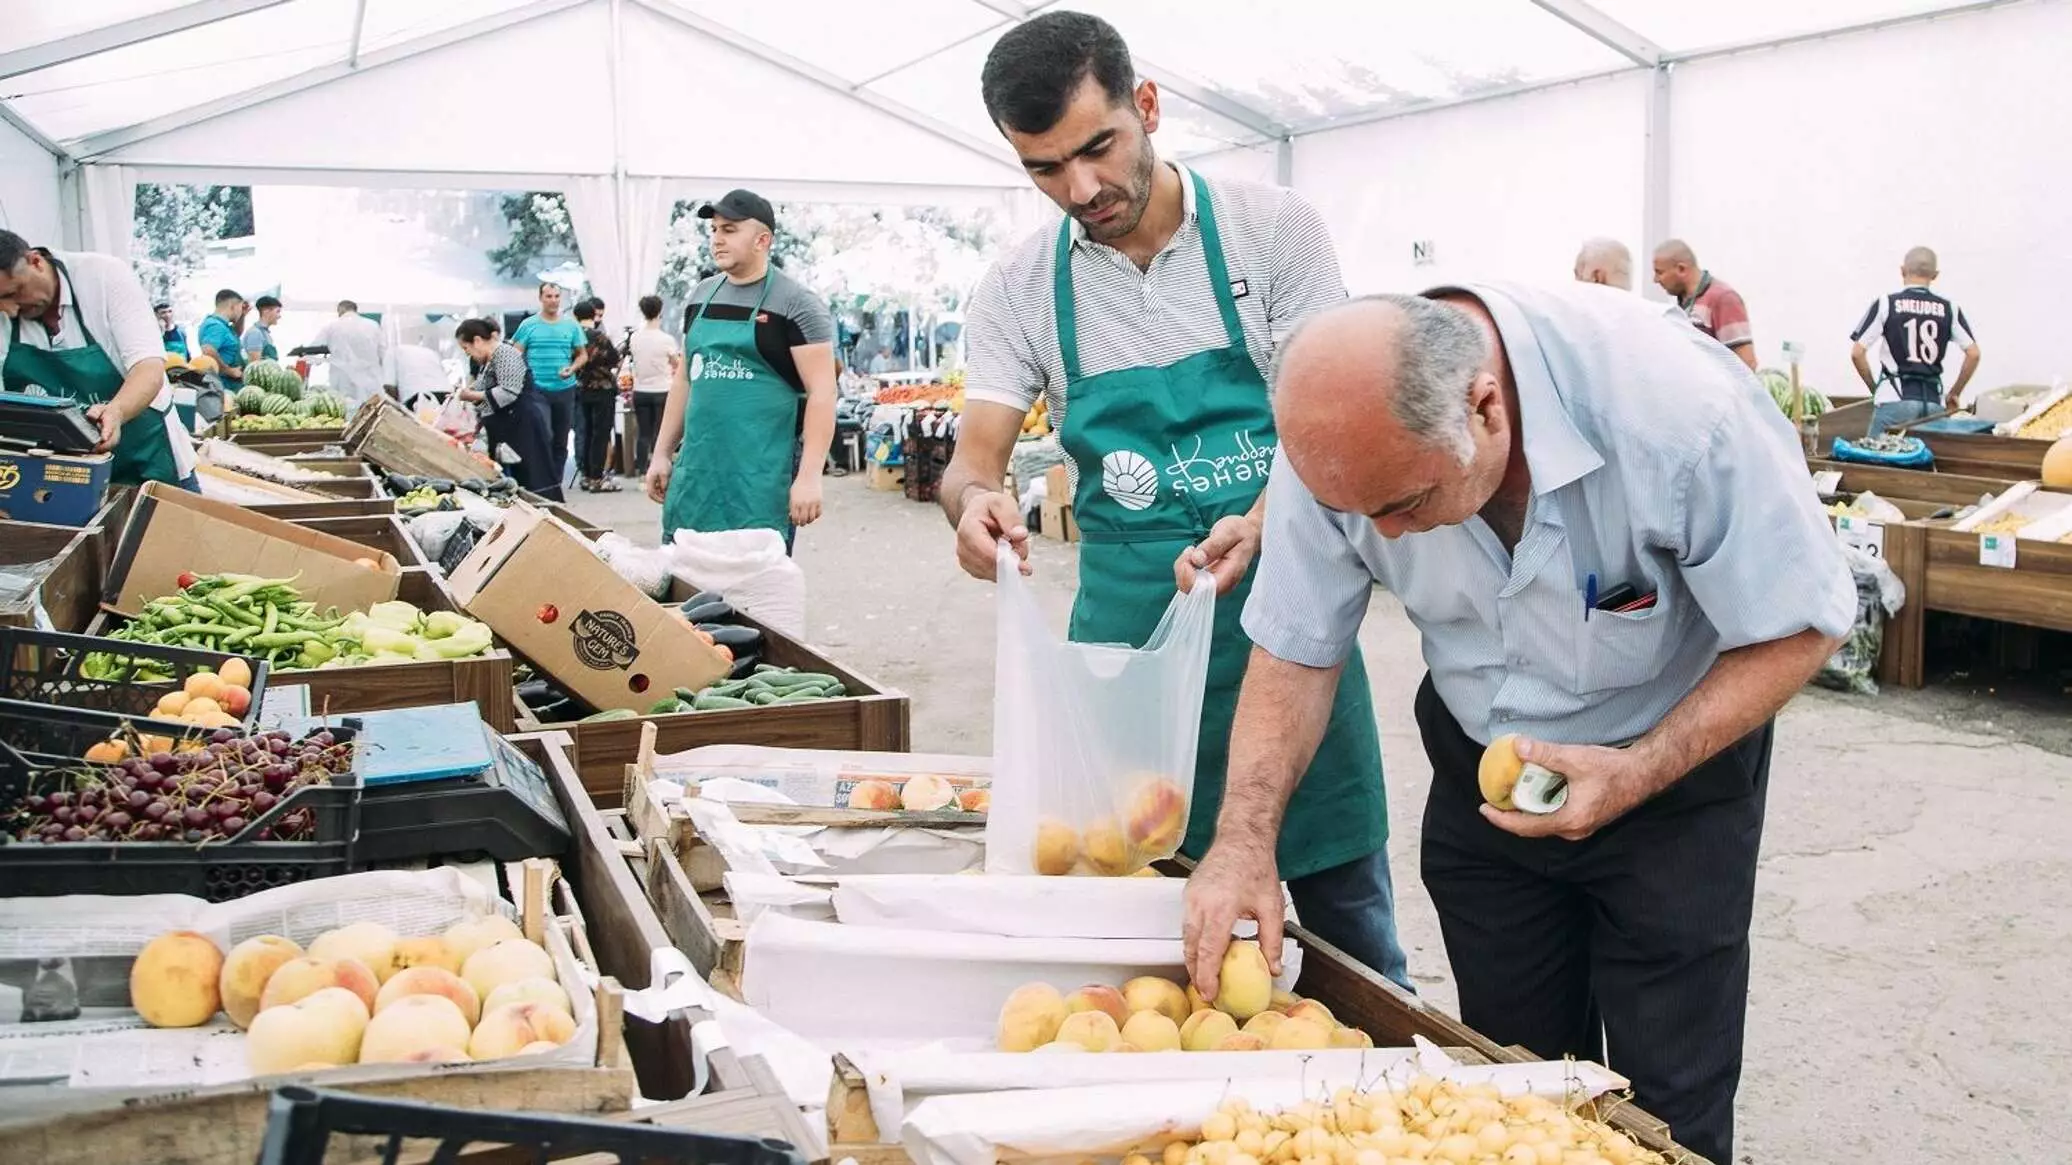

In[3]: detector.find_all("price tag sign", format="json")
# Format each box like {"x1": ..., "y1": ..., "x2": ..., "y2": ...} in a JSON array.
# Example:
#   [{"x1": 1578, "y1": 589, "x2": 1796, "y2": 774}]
[
  {"x1": 256, "y1": 683, "x2": 311, "y2": 729},
  {"x1": 1781, "y1": 340, "x2": 1807, "y2": 363},
  {"x1": 1835, "y1": 514, "x2": 1885, "y2": 558},
  {"x1": 1980, "y1": 534, "x2": 2018, "y2": 569},
  {"x1": 1811, "y1": 470, "x2": 1843, "y2": 496}
]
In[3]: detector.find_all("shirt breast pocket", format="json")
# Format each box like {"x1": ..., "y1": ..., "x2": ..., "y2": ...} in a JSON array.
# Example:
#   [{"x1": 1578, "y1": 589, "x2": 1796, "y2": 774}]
[{"x1": 1573, "y1": 603, "x2": 1678, "y2": 695}]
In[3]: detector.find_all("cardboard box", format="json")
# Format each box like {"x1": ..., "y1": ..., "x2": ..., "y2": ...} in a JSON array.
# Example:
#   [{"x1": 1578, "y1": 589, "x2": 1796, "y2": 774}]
[
  {"x1": 446, "y1": 503, "x2": 730, "y2": 712},
  {"x1": 0, "y1": 451, "x2": 113, "y2": 526},
  {"x1": 104, "y1": 481, "x2": 402, "y2": 617},
  {"x1": 1040, "y1": 497, "x2": 1080, "y2": 543},
  {"x1": 1045, "y1": 464, "x2": 1070, "y2": 501},
  {"x1": 869, "y1": 464, "x2": 906, "y2": 492}
]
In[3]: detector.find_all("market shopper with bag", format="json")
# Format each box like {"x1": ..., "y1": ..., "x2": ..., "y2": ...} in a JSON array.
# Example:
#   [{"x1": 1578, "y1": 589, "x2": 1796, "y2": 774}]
[
  {"x1": 453, "y1": 317, "x2": 562, "y2": 501},
  {"x1": 571, "y1": 298, "x2": 623, "y2": 492},
  {"x1": 644, "y1": 190, "x2": 837, "y2": 552},
  {"x1": 940, "y1": 13, "x2": 1407, "y2": 989},
  {"x1": 0, "y1": 230, "x2": 200, "y2": 489},
  {"x1": 1184, "y1": 287, "x2": 1855, "y2": 1164}
]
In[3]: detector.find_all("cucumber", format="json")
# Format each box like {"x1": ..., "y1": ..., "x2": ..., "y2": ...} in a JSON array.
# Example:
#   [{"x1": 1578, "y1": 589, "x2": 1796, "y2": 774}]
[
  {"x1": 772, "y1": 691, "x2": 830, "y2": 705},
  {"x1": 680, "y1": 599, "x2": 733, "y2": 623},
  {"x1": 692, "y1": 693, "x2": 756, "y2": 711},
  {"x1": 683, "y1": 589, "x2": 727, "y2": 609},
  {"x1": 702, "y1": 625, "x2": 761, "y2": 650},
  {"x1": 648, "y1": 698, "x2": 690, "y2": 715},
  {"x1": 747, "y1": 689, "x2": 780, "y2": 705}
]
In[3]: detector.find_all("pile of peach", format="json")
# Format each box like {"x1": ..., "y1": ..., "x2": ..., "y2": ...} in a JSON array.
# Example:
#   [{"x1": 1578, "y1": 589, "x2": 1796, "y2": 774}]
[
  {"x1": 1031, "y1": 776, "x2": 1187, "y2": 877},
  {"x1": 128, "y1": 915, "x2": 577, "y2": 1075},
  {"x1": 996, "y1": 939, "x2": 1372, "y2": 1054},
  {"x1": 845, "y1": 773, "x2": 990, "y2": 813}
]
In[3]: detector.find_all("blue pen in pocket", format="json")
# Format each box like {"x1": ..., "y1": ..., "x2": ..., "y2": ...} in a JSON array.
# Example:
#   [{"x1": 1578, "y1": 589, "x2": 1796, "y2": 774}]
[{"x1": 1584, "y1": 573, "x2": 1598, "y2": 622}]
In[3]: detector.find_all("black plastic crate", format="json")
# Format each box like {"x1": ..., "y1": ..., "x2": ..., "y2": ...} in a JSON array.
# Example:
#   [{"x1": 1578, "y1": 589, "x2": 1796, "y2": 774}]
[
  {"x1": 0, "y1": 626, "x2": 270, "y2": 730},
  {"x1": 0, "y1": 703, "x2": 362, "y2": 902},
  {"x1": 256, "y1": 1086, "x2": 809, "y2": 1165}
]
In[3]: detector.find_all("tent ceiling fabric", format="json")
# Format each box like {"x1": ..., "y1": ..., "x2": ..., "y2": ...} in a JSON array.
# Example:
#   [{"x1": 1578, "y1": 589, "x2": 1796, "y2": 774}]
[{"x1": 0, "y1": 0, "x2": 2014, "y2": 175}]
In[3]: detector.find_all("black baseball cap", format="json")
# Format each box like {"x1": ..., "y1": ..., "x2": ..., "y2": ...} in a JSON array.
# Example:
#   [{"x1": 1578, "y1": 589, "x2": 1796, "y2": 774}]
[{"x1": 698, "y1": 189, "x2": 776, "y2": 232}]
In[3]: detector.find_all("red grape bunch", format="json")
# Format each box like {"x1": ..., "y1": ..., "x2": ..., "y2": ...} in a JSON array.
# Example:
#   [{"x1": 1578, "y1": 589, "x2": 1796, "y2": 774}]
[{"x1": 6, "y1": 728, "x2": 353, "y2": 846}]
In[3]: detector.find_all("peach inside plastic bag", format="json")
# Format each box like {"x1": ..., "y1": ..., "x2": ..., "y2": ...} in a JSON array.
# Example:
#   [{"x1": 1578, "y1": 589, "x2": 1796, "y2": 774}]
[{"x1": 984, "y1": 540, "x2": 1217, "y2": 877}]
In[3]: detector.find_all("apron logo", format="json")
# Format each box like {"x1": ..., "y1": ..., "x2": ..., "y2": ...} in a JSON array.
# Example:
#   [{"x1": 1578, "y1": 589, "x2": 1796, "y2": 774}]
[
  {"x1": 570, "y1": 609, "x2": 639, "y2": 670},
  {"x1": 0, "y1": 461, "x2": 19, "y2": 491},
  {"x1": 1100, "y1": 450, "x2": 1160, "y2": 511},
  {"x1": 1165, "y1": 430, "x2": 1276, "y2": 495},
  {"x1": 693, "y1": 354, "x2": 755, "y2": 381},
  {"x1": 688, "y1": 353, "x2": 704, "y2": 380}
]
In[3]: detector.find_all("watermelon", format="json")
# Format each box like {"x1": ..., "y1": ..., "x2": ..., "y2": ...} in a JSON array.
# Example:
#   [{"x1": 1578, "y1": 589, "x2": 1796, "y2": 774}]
[
  {"x1": 235, "y1": 385, "x2": 267, "y2": 413},
  {"x1": 291, "y1": 398, "x2": 316, "y2": 417},
  {"x1": 1760, "y1": 369, "x2": 1828, "y2": 419},
  {"x1": 260, "y1": 392, "x2": 293, "y2": 415},
  {"x1": 311, "y1": 391, "x2": 347, "y2": 419},
  {"x1": 247, "y1": 359, "x2": 304, "y2": 401}
]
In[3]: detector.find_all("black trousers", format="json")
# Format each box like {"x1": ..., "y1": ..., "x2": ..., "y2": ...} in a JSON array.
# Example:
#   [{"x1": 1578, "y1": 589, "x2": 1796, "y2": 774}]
[
  {"x1": 632, "y1": 393, "x2": 667, "y2": 473},
  {"x1": 1415, "y1": 676, "x2": 1769, "y2": 1165},
  {"x1": 576, "y1": 392, "x2": 616, "y2": 480},
  {"x1": 543, "y1": 390, "x2": 575, "y2": 487}
]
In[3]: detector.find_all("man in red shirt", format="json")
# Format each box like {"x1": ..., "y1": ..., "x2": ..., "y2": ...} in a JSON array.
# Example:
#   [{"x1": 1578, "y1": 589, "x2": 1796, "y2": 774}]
[{"x1": 1653, "y1": 239, "x2": 1757, "y2": 370}]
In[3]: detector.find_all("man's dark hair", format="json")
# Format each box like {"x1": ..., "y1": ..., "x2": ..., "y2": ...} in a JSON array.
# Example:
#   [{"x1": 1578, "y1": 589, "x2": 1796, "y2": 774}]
[
  {"x1": 337, "y1": 299, "x2": 357, "y2": 313},
  {"x1": 455, "y1": 318, "x2": 497, "y2": 344},
  {"x1": 255, "y1": 295, "x2": 281, "y2": 311},
  {"x1": 573, "y1": 301, "x2": 597, "y2": 323},
  {"x1": 0, "y1": 230, "x2": 33, "y2": 271},
  {"x1": 214, "y1": 288, "x2": 243, "y2": 307},
  {"x1": 586, "y1": 296, "x2": 604, "y2": 315},
  {"x1": 639, "y1": 295, "x2": 663, "y2": 321},
  {"x1": 981, "y1": 11, "x2": 1135, "y2": 135},
  {"x1": 153, "y1": 301, "x2": 172, "y2": 313}
]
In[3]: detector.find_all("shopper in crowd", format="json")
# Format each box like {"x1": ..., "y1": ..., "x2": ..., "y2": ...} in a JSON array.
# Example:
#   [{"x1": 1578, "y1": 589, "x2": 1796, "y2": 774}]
[
  {"x1": 0, "y1": 229, "x2": 199, "y2": 488},
  {"x1": 940, "y1": 13, "x2": 1404, "y2": 988},
  {"x1": 314, "y1": 299, "x2": 386, "y2": 405},
  {"x1": 197, "y1": 288, "x2": 248, "y2": 384},
  {"x1": 1572, "y1": 237, "x2": 1632, "y2": 291},
  {"x1": 868, "y1": 346, "x2": 896, "y2": 374},
  {"x1": 453, "y1": 317, "x2": 562, "y2": 500},
  {"x1": 1653, "y1": 239, "x2": 1757, "y2": 369},
  {"x1": 644, "y1": 189, "x2": 836, "y2": 551},
  {"x1": 1186, "y1": 288, "x2": 1853, "y2": 1165},
  {"x1": 155, "y1": 302, "x2": 188, "y2": 358},
  {"x1": 513, "y1": 282, "x2": 587, "y2": 487},
  {"x1": 390, "y1": 342, "x2": 450, "y2": 408},
  {"x1": 242, "y1": 295, "x2": 281, "y2": 362},
  {"x1": 627, "y1": 293, "x2": 682, "y2": 474},
  {"x1": 571, "y1": 298, "x2": 623, "y2": 492},
  {"x1": 1851, "y1": 245, "x2": 1983, "y2": 435}
]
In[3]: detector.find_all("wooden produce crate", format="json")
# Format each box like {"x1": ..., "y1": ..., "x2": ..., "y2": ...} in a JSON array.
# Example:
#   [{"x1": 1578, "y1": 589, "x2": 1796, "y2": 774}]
[
  {"x1": 799, "y1": 877, "x2": 1706, "y2": 1165},
  {"x1": 348, "y1": 395, "x2": 493, "y2": 483},
  {"x1": 242, "y1": 495, "x2": 399, "y2": 519},
  {"x1": 291, "y1": 514, "x2": 429, "y2": 569},
  {"x1": 0, "y1": 847, "x2": 633, "y2": 1165},
  {"x1": 0, "y1": 521, "x2": 100, "y2": 632},
  {"x1": 1807, "y1": 458, "x2": 2020, "y2": 511},
  {"x1": 514, "y1": 612, "x2": 910, "y2": 808},
  {"x1": 225, "y1": 428, "x2": 351, "y2": 455},
  {"x1": 1902, "y1": 429, "x2": 2056, "y2": 480},
  {"x1": 87, "y1": 569, "x2": 516, "y2": 731}
]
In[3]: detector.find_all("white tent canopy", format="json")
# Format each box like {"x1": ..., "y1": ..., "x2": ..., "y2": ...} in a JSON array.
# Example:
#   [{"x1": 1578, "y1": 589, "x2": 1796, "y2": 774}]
[{"x1": 3, "y1": 1, "x2": 2065, "y2": 393}]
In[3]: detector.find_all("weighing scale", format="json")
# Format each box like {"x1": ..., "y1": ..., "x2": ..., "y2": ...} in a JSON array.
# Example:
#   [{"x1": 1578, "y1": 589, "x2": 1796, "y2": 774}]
[
  {"x1": 278, "y1": 704, "x2": 571, "y2": 864},
  {"x1": 0, "y1": 390, "x2": 101, "y2": 454}
]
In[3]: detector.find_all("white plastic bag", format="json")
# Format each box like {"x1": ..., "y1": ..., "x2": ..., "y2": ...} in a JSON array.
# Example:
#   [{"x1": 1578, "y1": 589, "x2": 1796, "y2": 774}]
[
  {"x1": 433, "y1": 394, "x2": 477, "y2": 440},
  {"x1": 595, "y1": 532, "x2": 675, "y2": 598},
  {"x1": 668, "y1": 528, "x2": 807, "y2": 639},
  {"x1": 986, "y1": 542, "x2": 1216, "y2": 876}
]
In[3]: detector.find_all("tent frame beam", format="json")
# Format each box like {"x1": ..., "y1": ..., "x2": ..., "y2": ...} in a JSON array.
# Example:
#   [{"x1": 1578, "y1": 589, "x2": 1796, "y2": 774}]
[
  {"x1": 1527, "y1": 0, "x2": 1663, "y2": 66},
  {"x1": 0, "y1": 0, "x2": 296, "y2": 82},
  {"x1": 624, "y1": 0, "x2": 1020, "y2": 171},
  {"x1": 959, "y1": 0, "x2": 1289, "y2": 140},
  {"x1": 347, "y1": 0, "x2": 371, "y2": 68},
  {"x1": 0, "y1": 99, "x2": 71, "y2": 163},
  {"x1": 70, "y1": 0, "x2": 593, "y2": 161}
]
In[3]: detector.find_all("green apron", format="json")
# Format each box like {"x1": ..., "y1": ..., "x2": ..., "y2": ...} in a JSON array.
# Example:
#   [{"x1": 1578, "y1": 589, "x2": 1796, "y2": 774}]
[
  {"x1": 1054, "y1": 172, "x2": 1387, "y2": 881},
  {"x1": 4, "y1": 255, "x2": 183, "y2": 488},
  {"x1": 662, "y1": 276, "x2": 797, "y2": 544}
]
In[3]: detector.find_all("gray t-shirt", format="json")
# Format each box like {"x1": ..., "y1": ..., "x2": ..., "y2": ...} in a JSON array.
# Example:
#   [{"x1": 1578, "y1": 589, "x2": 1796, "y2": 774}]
[{"x1": 682, "y1": 269, "x2": 834, "y2": 393}]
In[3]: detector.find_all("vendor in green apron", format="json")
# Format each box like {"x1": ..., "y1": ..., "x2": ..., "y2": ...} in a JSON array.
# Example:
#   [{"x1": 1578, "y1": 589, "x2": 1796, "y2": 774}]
[
  {"x1": 643, "y1": 190, "x2": 839, "y2": 553},
  {"x1": 0, "y1": 230, "x2": 200, "y2": 490},
  {"x1": 943, "y1": 13, "x2": 1408, "y2": 990}
]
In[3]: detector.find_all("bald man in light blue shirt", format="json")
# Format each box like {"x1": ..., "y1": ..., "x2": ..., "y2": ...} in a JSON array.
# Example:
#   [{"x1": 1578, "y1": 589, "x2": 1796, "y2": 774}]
[{"x1": 1185, "y1": 282, "x2": 1853, "y2": 1165}]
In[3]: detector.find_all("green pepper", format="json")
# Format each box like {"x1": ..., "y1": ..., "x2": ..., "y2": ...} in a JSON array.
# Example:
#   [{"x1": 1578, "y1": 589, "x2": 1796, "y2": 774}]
[
  {"x1": 248, "y1": 630, "x2": 322, "y2": 649},
  {"x1": 159, "y1": 622, "x2": 235, "y2": 638},
  {"x1": 209, "y1": 597, "x2": 263, "y2": 627}
]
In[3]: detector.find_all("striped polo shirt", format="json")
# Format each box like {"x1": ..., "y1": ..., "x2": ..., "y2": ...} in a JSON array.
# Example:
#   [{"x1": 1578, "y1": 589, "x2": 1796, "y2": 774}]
[{"x1": 963, "y1": 163, "x2": 1345, "y2": 438}]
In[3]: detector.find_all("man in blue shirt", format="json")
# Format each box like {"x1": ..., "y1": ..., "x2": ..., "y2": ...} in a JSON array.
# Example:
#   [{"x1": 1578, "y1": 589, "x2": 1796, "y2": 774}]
[
  {"x1": 196, "y1": 288, "x2": 248, "y2": 385},
  {"x1": 242, "y1": 294, "x2": 281, "y2": 362},
  {"x1": 1185, "y1": 284, "x2": 1854, "y2": 1165},
  {"x1": 512, "y1": 282, "x2": 588, "y2": 487}
]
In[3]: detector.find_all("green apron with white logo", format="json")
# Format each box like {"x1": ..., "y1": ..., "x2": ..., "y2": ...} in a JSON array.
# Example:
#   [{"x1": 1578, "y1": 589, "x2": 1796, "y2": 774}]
[
  {"x1": 4, "y1": 255, "x2": 182, "y2": 487},
  {"x1": 663, "y1": 276, "x2": 797, "y2": 543},
  {"x1": 1054, "y1": 172, "x2": 1387, "y2": 881}
]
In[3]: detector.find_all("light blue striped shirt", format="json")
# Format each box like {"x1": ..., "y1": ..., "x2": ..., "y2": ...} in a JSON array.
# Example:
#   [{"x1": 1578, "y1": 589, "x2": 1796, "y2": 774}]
[{"x1": 1243, "y1": 280, "x2": 1856, "y2": 746}]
